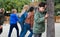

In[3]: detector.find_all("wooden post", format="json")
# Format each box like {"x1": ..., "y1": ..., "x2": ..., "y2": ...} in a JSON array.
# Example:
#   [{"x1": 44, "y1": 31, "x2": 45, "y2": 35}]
[{"x1": 47, "y1": 0, "x2": 55, "y2": 37}]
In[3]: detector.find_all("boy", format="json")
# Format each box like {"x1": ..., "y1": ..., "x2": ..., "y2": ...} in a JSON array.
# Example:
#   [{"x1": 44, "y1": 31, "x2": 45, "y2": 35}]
[
  {"x1": 20, "y1": 7, "x2": 34, "y2": 37},
  {"x1": 8, "y1": 9, "x2": 19, "y2": 37},
  {"x1": 19, "y1": 5, "x2": 29, "y2": 36},
  {"x1": 33, "y1": 2, "x2": 48, "y2": 37}
]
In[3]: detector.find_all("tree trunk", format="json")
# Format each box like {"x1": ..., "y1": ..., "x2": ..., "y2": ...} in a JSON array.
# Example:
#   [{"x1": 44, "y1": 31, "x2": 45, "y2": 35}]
[{"x1": 47, "y1": 0, "x2": 55, "y2": 37}]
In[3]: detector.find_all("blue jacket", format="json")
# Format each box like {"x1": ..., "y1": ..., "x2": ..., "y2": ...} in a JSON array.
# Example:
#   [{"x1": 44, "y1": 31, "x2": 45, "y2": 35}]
[
  {"x1": 19, "y1": 12, "x2": 28, "y2": 25},
  {"x1": 10, "y1": 13, "x2": 18, "y2": 25}
]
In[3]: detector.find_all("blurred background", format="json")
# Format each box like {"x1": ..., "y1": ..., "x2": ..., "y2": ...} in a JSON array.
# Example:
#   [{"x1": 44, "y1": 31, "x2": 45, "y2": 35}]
[
  {"x1": 0, "y1": 0, "x2": 60, "y2": 23},
  {"x1": 0, "y1": 0, "x2": 60, "y2": 37}
]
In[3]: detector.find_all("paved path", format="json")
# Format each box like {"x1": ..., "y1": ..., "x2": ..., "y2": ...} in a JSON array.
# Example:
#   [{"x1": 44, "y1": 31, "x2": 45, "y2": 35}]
[{"x1": 0, "y1": 23, "x2": 60, "y2": 37}]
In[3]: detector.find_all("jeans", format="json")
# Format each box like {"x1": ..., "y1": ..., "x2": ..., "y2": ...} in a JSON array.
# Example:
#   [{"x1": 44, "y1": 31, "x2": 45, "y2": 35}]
[
  {"x1": 8, "y1": 24, "x2": 19, "y2": 37},
  {"x1": 19, "y1": 23, "x2": 24, "y2": 36},
  {"x1": 20, "y1": 23, "x2": 33, "y2": 37}
]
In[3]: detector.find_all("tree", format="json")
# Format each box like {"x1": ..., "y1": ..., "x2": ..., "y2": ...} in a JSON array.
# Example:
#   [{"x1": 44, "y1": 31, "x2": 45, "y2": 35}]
[{"x1": 47, "y1": 0, "x2": 55, "y2": 37}]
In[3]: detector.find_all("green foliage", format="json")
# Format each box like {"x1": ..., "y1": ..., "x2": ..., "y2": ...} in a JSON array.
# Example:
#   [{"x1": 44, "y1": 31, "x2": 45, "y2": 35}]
[
  {"x1": 54, "y1": 0, "x2": 60, "y2": 16},
  {"x1": 38, "y1": 0, "x2": 46, "y2": 2},
  {"x1": 0, "y1": 0, "x2": 30, "y2": 12},
  {"x1": 0, "y1": 0, "x2": 60, "y2": 15}
]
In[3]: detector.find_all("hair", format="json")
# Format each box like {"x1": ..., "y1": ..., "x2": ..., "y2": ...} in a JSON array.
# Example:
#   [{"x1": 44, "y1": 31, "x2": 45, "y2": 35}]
[
  {"x1": 38, "y1": 2, "x2": 47, "y2": 7},
  {"x1": 1, "y1": 8, "x2": 5, "y2": 12},
  {"x1": 23, "y1": 5, "x2": 29, "y2": 10},
  {"x1": 0, "y1": 8, "x2": 5, "y2": 14},
  {"x1": 12, "y1": 9, "x2": 17, "y2": 13},
  {"x1": 29, "y1": 7, "x2": 34, "y2": 12},
  {"x1": 21, "y1": 5, "x2": 29, "y2": 12}
]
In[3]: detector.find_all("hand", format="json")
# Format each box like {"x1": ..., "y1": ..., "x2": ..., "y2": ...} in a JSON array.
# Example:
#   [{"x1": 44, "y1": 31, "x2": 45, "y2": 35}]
[{"x1": 45, "y1": 14, "x2": 49, "y2": 19}]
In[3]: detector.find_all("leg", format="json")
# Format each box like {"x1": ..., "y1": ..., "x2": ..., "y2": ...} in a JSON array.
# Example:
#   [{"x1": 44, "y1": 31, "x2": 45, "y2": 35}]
[
  {"x1": 28, "y1": 28, "x2": 33, "y2": 37},
  {"x1": 28, "y1": 29, "x2": 33, "y2": 37},
  {"x1": 34, "y1": 33, "x2": 42, "y2": 37},
  {"x1": 0, "y1": 27, "x2": 2, "y2": 34},
  {"x1": 20, "y1": 23, "x2": 24, "y2": 36},
  {"x1": 0, "y1": 26, "x2": 3, "y2": 34},
  {"x1": 15, "y1": 24, "x2": 19, "y2": 37},
  {"x1": 8, "y1": 25, "x2": 14, "y2": 37},
  {"x1": 20, "y1": 25, "x2": 28, "y2": 37},
  {"x1": 39, "y1": 33, "x2": 42, "y2": 37}
]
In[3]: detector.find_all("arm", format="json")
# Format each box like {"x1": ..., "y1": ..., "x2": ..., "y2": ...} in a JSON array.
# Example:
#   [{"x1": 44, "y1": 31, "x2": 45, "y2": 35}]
[
  {"x1": 20, "y1": 10, "x2": 25, "y2": 17},
  {"x1": 35, "y1": 13, "x2": 45, "y2": 23}
]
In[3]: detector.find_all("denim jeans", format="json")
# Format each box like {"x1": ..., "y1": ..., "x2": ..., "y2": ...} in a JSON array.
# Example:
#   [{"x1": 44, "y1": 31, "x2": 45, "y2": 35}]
[
  {"x1": 8, "y1": 24, "x2": 19, "y2": 37},
  {"x1": 20, "y1": 23, "x2": 33, "y2": 37}
]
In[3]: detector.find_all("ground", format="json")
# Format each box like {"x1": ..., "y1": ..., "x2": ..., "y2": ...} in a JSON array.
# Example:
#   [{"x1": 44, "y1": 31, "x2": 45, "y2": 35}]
[{"x1": 0, "y1": 23, "x2": 60, "y2": 37}]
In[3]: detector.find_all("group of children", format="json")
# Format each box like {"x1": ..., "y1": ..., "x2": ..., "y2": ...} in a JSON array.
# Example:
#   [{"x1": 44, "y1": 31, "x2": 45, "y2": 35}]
[{"x1": 8, "y1": 2, "x2": 48, "y2": 37}]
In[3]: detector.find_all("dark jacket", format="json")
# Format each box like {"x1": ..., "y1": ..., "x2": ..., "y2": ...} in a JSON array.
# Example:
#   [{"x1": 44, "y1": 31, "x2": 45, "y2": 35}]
[{"x1": 0, "y1": 13, "x2": 5, "y2": 25}]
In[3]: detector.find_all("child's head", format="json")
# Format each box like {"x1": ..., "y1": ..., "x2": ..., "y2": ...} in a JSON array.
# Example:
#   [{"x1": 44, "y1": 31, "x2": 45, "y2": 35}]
[
  {"x1": 1, "y1": 8, "x2": 5, "y2": 13},
  {"x1": 38, "y1": 2, "x2": 47, "y2": 12},
  {"x1": 12, "y1": 9, "x2": 17, "y2": 13},
  {"x1": 23, "y1": 5, "x2": 29, "y2": 11},
  {"x1": 0, "y1": 8, "x2": 5, "y2": 14},
  {"x1": 29, "y1": 7, "x2": 34, "y2": 12}
]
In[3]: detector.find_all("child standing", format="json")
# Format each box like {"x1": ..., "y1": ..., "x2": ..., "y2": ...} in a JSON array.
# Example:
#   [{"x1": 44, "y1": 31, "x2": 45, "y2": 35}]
[
  {"x1": 19, "y1": 5, "x2": 29, "y2": 37},
  {"x1": 33, "y1": 2, "x2": 48, "y2": 37},
  {"x1": 8, "y1": 9, "x2": 19, "y2": 37}
]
